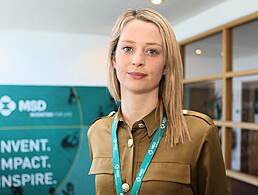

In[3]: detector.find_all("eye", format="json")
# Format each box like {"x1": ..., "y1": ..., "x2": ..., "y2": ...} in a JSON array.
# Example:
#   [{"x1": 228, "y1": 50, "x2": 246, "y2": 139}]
[
  {"x1": 122, "y1": 47, "x2": 133, "y2": 53},
  {"x1": 146, "y1": 49, "x2": 159, "y2": 56}
]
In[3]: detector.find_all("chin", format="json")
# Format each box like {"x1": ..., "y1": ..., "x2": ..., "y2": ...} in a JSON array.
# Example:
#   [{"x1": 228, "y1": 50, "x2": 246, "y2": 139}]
[
  {"x1": 120, "y1": 80, "x2": 159, "y2": 94},
  {"x1": 126, "y1": 85, "x2": 158, "y2": 95}
]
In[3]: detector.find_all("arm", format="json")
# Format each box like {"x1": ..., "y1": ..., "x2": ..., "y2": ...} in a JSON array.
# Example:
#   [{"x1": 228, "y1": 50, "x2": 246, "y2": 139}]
[
  {"x1": 87, "y1": 126, "x2": 93, "y2": 161},
  {"x1": 197, "y1": 124, "x2": 229, "y2": 195}
]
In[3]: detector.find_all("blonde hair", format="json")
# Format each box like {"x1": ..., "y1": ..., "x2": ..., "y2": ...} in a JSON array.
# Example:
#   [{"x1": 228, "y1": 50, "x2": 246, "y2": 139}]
[{"x1": 107, "y1": 8, "x2": 190, "y2": 146}]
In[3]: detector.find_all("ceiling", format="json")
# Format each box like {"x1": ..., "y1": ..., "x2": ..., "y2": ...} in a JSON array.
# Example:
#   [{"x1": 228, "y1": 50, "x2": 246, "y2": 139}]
[{"x1": 0, "y1": 0, "x2": 228, "y2": 35}]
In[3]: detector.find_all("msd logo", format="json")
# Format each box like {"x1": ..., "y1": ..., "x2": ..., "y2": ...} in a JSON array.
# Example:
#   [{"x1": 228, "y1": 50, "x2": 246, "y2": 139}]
[
  {"x1": 0, "y1": 95, "x2": 47, "y2": 117},
  {"x1": 0, "y1": 96, "x2": 16, "y2": 116}
]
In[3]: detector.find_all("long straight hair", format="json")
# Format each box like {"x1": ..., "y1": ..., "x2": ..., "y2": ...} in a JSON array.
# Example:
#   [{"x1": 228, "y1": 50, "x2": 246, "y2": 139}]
[{"x1": 107, "y1": 8, "x2": 190, "y2": 146}]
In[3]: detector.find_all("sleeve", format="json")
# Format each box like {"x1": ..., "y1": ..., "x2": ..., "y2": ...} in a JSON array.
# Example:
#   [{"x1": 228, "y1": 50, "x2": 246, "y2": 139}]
[
  {"x1": 197, "y1": 124, "x2": 229, "y2": 195},
  {"x1": 87, "y1": 126, "x2": 93, "y2": 161}
]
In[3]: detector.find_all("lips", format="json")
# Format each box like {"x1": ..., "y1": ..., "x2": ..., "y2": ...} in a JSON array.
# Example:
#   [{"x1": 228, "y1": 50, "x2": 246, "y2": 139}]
[
  {"x1": 127, "y1": 71, "x2": 147, "y2": 79},
  {"x1": 127, "y1": 71, "x2": 147, "y2": 76}
]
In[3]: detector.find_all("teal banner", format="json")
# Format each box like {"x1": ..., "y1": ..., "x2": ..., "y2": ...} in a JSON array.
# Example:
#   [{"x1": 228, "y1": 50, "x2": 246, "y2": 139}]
[{"x1": 0, "y1": 85, "x2": 117, "y2": 195}]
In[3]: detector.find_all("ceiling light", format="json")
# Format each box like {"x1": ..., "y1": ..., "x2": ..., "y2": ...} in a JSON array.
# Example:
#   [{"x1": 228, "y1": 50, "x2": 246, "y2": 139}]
[
  {"x1": 150, "y1": 0, "x2": 163, "y2": 5},
  {"x1": 195, "y1": 49, "x2": 202, "y2": 55}
]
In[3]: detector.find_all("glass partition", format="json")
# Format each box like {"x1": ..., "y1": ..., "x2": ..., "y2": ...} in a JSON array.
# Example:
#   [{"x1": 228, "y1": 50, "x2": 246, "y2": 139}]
[
  {"x1": 184, "y1": 33, "x2": 223, "y2": 79},
  {"x1": 184, "y1": 80, "x2": 222, "y2": 120},
  {"x1": 232, "y1": 75, "x2": 258, "y2": 123},
  {"x1": 232, "y1": 19, "x2": 258, "y2": 71},
  {"x1": 231, "y1": 128, "x2": 258, "y2": 177}
]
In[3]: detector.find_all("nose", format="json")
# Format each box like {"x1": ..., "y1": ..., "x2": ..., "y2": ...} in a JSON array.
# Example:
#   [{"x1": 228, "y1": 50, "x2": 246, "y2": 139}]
[{"x1": 132, "y1": 50, "x2": 145, "y2": 66}]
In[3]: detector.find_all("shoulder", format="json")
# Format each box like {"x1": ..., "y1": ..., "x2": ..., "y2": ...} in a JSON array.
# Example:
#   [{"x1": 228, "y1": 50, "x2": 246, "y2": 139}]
[
  {"x1": 87, "y1": 111, "x2": 116, "y2": 159},
  {"x1": 182, "y1": 109, "x2": 217, "y2": 141},
  {"x1": 87, "y1": 111, "x2": 116, "y2": 139},
  {"x1": 183, "y1": 109, "x2": 214, "y2": 126}
]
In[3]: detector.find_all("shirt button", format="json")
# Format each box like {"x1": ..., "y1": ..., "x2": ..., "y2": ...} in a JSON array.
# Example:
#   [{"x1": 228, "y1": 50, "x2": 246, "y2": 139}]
[
  {"x1": 138, "y1": 122, "x2": 145, "y2": 128},
  {"x1": 108, "y1": 111, "x2": 116, "y2": 116},
  {"x1": 127, "y1": 139, "x2": 133, "y2": 148},
  {"x1": 122, "y1": 183, "x2": 130, "y2": 192}
]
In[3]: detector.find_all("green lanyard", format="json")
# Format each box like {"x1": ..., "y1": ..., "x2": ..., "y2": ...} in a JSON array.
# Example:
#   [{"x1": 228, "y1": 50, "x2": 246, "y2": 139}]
[{"x1": 112, "y1": 113, "x2": 167, "y2": 195}]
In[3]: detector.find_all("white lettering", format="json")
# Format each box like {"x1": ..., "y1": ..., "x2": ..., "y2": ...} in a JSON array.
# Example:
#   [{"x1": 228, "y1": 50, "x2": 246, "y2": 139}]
[
  {"x1": 19, "y1": 100, "x2": 47, "y2": 112},
  {"x1": 37, "y1": 100, "x2": 47, "y2": 111},
  {"x1": 0, "y1": 139, "x2": 49, "y2": 153},
  {"x1": 1, "y1": 158, "x2": 12, "y2": 170},
  {"x1": 29, "y1": 112, "x2": 54, "y2": 118},
  {"x1": 13, "y1": 174, "x2": 21, "y2": 187},
  {"x1": 44, "y1": 172, "x2": 54, "y2": 185},
  {"x1": 0, "y1": 172, "x2": 55, "y2": 188},
  {"x1": 1, "y1": 156, "x2": 49, "y2": 170},
  {"x1": 19, "y1": 100, "x2": 30, "y2": 112},
  {"x1": 21, "y1": 174, "x2": 31, "y2": 186}
]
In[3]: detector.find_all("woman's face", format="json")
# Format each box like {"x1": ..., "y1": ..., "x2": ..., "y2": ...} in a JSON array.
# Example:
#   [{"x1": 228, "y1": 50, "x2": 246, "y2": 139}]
[{"x1": 113, "y1": 19, "x2": 165, "y2": 95}]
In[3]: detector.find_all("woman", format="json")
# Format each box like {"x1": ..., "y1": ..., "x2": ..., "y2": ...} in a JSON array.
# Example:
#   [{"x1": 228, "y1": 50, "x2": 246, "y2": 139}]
[{"x1": 88, "y1": 8, "x2": 229, "y2": 195}]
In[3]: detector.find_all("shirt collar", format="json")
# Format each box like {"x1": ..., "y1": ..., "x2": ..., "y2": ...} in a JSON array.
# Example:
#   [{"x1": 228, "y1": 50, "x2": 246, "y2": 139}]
[{"x1": 116, "y1": 107, "x2": 161, "y2": 137}]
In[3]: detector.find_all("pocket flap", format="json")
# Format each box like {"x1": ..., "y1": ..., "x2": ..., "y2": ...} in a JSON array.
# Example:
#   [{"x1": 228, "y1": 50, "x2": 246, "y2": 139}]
[
  {"x1": 89, "y1": 157, "x2": 113, "y2": 175},
  {"x1": 143, "y1": 162, "x2": 191, "y2": 184}
]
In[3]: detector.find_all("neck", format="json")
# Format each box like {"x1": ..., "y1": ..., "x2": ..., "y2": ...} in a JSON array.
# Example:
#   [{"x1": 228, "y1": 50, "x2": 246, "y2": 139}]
[{"x1": 120, "y1": 88, "x2": 159, "y2": 128}]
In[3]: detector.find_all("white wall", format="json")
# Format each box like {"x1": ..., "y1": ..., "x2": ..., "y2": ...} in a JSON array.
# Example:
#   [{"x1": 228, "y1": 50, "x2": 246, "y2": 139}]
[
  {"x1": 0, "y1": 0, "x2": 257, "y2": 86},
  {"x1": 174, "y1": 0, "x2": 258, "y2": 41},
  {"x1": 0, "y1": 30, "x2": 109, "y2": 86}
]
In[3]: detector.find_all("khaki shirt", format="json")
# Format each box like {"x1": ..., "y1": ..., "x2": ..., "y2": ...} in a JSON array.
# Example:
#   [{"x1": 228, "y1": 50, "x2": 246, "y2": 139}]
[{"x1": 88, "y1": 108, "x2": 229, "y2": 195}]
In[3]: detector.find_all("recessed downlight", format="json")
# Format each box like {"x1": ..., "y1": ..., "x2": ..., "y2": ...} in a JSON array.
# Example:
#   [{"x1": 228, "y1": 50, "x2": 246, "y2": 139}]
[
  {"x1": 195, "y1": 49, "x2": 202, "y2": 55},
  {"x1": 150, "y1": 0, "x2": 163, "y2": 5}
]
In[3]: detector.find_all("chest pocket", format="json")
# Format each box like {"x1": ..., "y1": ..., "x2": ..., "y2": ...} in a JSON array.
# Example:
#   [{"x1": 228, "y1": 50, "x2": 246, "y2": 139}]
[
  {"x1": 138, "y1": 162, "x2": 192, "y2": 195},
  {"x1": 142, "y1": 162, "x2": 191, "y2": 184}
]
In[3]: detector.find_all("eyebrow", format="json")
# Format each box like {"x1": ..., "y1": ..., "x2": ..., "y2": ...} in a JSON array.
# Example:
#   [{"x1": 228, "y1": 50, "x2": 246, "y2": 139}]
[{"x1": 120, "y1": 40, "x2": 162, "y2": 47}]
